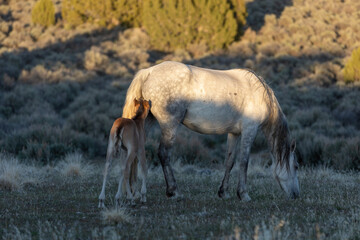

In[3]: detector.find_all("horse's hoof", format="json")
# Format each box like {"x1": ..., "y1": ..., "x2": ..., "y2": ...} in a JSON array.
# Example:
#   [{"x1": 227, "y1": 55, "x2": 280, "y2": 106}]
[
  {"x1": 166, "y1": 187, "x2": 177, "y2": 198},
  {"x1": 167, "y1": 190, "x2": 184, "y2": 201},
  {"x1": 237, "y1": 191, "x2": 251, "y2": 202},
  {"x1": 218, "y1": 187, "x2": 230, "y2": 199}
]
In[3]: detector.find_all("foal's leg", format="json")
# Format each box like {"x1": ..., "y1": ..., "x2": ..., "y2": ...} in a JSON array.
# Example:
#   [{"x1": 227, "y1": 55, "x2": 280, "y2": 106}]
[
  {"x1": 115, "y1": 150, "x2": 132, "y2": 207},
  {"x1": 124, "y1": 151, "x2": 137, "y2": 206},
  {"x1": 237, "y1": 125, "x2": 258, "y2": 202},
  {"x1": 98, "y1": 139, "x2": 115, "y2": 208},
  {"x1": 218, "y1": 133, "x2": 240, "y2": 199},
  {"x1": 138, "y1": 149, "x2": 147, "y2": 203}
]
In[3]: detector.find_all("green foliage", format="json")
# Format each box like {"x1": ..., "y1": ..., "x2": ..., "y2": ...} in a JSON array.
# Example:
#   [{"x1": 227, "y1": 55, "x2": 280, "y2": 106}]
[
  {"x1": 61, "y1": 0, "x2": 141, "y2": 28},
  {"x1": 229, "y1": 0, "x2": 247, "y2": 36},
  {"x1": 115, "y1": 0, "x2": 142, "y2": 27},
  {"x1": 343, "y1": 47, "x2": 360, "y2": 83},
  {"x1": 31, "y1": 0, "x2": 55, "y2": 27},
  {"x1": 142, "y1": 0, "x2": 243, "y2": 52}
]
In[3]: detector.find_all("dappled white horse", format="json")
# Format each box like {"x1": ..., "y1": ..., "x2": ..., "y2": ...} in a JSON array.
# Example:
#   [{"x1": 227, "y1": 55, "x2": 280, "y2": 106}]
[{"x1": 122, "y1": 61, "x2": 299, "y2": 201}]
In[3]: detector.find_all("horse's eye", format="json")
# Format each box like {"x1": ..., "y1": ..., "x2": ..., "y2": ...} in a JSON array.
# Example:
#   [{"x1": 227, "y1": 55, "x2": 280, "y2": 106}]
[{"x1": 295, "y1": 164, "x2": 299, "y2": 170}]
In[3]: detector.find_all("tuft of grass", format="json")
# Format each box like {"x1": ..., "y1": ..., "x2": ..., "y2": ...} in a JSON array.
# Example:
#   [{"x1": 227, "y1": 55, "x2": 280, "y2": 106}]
[
  {"x1": 57, "y1": 152, "x2": 93, "y2": 178},
  {"x1": 0, "y1": 155, "x2": 41, "y2": 191},
  {"x1": 101, "y1": 208, "x2": 131, "y2": 225}
]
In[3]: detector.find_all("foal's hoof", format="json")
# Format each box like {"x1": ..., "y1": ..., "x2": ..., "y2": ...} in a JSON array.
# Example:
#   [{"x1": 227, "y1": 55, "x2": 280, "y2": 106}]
[{"x1": 98, "y1": 200, "x2": 106, "y2": 209}]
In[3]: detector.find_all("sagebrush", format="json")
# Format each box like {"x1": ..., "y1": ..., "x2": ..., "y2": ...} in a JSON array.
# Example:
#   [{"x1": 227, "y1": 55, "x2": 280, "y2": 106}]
[{"x1": 31, "y1": 0, "x2": 55, "y2": 27}]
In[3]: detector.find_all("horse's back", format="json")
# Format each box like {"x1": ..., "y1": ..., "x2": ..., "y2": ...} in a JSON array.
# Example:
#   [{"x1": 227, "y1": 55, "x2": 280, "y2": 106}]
[{"x1": 142, "y1": 61, "x2": 272, "y2": 134}]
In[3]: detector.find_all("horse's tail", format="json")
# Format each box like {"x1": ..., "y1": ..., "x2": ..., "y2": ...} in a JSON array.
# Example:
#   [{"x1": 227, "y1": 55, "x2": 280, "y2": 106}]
[
  {"x1": 113, "y1": 126, "x2": 124, "y2": 158},
  {"x1": 122, "y1": 68, "x2": 152, "y2": 118}
]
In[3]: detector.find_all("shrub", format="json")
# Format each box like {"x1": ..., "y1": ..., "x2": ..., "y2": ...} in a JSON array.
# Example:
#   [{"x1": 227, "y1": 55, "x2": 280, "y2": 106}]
[
  {"x1": 31, "y1": 0, "x2": 55, "y2": 27},
  {"x1": 142, "y1": 0, "x2": 243, "y2": 52},
  {"x1": 57, "y1": 152, "x2": 93, "y2": 178},
  {"x1": 61, "y1": 0, "x2": 141, "y2": 28},
  {"x1": 343, "y1": 47, "x2": 360, "y2": 83},
  {"x1": 229, "y1": 0, "x2": 247, "y2": 36},
  {"x1": 114, "y1": 0, "x2": 142, "y2": 27}
]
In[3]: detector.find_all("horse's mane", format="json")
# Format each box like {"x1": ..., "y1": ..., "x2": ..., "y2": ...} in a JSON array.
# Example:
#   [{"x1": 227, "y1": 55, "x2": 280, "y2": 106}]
[{"x1": 247, "y1": 69, "x2": 291, "y2": 170}]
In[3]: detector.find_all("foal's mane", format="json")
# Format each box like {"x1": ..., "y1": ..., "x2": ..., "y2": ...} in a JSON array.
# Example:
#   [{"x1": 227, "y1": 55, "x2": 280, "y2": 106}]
[
  {"x1": 132, "y1": 99, "x2": 147, "y2": 120},
  {"x1": 248, "y1": 70, "x2": 291, "y2": 170}
]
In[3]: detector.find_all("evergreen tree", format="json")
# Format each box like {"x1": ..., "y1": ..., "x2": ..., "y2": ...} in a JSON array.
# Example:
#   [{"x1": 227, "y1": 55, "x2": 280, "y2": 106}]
[{"x1": 142, "y1": 0, "x2": 243, "y2": 52}]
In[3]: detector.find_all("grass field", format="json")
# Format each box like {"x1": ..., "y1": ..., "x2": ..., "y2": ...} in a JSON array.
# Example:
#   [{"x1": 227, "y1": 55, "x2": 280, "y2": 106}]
[
  {"x1": 1, "y1": 155, "x2": 360, "y2": 239},
  {"x1": 1, "y1": 0, "x2": 360, "y2": 239}
]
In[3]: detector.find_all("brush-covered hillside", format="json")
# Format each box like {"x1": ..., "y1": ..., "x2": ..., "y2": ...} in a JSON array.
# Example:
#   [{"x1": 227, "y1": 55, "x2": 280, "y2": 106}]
[{"x1": 0, "y1": 0, "x2": 359, "y2": 170}]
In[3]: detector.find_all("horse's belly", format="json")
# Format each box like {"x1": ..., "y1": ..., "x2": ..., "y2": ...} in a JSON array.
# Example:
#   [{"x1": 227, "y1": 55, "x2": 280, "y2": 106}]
[{"x1": 182, "y1": 104, "x2": 241, "y2": 134}]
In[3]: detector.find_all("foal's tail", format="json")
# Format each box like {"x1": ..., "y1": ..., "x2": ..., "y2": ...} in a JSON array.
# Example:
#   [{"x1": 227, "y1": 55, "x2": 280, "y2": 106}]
[{"x1": 122, "y1": 67, "x2": 152, "y2": 118}]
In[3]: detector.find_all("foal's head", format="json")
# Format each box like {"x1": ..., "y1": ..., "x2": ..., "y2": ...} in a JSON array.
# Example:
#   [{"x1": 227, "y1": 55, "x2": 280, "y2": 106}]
[
  {"x1": 274, "y1": 139, "x2": 300, "y2": 199},
  {"x1": 133, "y1": 98, "x2": 151, "y2": 120}
]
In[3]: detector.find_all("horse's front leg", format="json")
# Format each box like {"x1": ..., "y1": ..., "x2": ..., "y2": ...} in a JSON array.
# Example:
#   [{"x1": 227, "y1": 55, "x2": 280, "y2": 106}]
[
  {"x1": 218, "y1": 133, "x2": 240, "y2": 199},
  {"x1": 237, "y1": 126, "x2": 258, "y2": 202}
]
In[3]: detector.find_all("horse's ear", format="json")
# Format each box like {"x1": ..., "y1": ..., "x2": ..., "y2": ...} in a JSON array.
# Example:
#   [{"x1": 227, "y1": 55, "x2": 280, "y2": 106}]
[{"x1": 290, "y1": 139, "x2": 296, "y2": 152}]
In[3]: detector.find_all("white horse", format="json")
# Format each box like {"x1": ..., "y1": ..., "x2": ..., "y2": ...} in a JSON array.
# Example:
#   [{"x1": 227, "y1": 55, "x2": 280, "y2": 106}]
[{"x1": 122, "y1": 61, "x2": 299, "y2": 201}]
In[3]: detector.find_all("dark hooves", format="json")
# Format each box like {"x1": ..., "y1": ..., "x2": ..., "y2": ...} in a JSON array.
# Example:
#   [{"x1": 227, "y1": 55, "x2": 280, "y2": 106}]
[{"x1": 218, "y1": 187, "x2": 225, "y2": 198}]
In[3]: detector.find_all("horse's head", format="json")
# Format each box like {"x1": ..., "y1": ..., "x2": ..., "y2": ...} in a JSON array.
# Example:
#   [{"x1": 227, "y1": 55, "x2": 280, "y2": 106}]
[
  {"x1": 133, "y1": 98, "x2": 151, "y2": 119},
  {"x1": 274, "y1": 139, "x2": 300, "y2": 199}
]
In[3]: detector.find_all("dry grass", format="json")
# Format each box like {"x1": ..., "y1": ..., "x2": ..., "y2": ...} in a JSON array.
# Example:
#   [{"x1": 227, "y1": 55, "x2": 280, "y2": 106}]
[
  {"x1": 57, "y1": 152, "x2": 94, "y2": 178},
  {"x1": 101, "y1": 208, "x2": 132, "y2": 225},
  {"x1": 0, "y1": 154, "x2": 42, "y2": 191},
  {"x1": 1, "y1": 160, "x2": 360, "y2": 239}
]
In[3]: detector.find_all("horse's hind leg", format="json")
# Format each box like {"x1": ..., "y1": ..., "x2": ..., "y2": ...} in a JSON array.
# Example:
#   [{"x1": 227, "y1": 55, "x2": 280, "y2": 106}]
[
  {"x1": 158, "y1": 125, "x2": 181, "y2": 198},
  {"x1": 237, "y1": 125, "x2": 258, "y2": 202},
  {"x1": 218, "y1": 133, "x2": 240, "y2": 199}
]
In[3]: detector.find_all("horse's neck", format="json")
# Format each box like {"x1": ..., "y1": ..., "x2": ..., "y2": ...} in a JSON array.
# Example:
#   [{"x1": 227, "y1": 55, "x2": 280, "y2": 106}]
[
  {"x1": 263, "y1": 108, "x2": 290, "y2": 167},
  {"x1": 263, "y1": 105, "x2": 286, "y2": 154}
]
